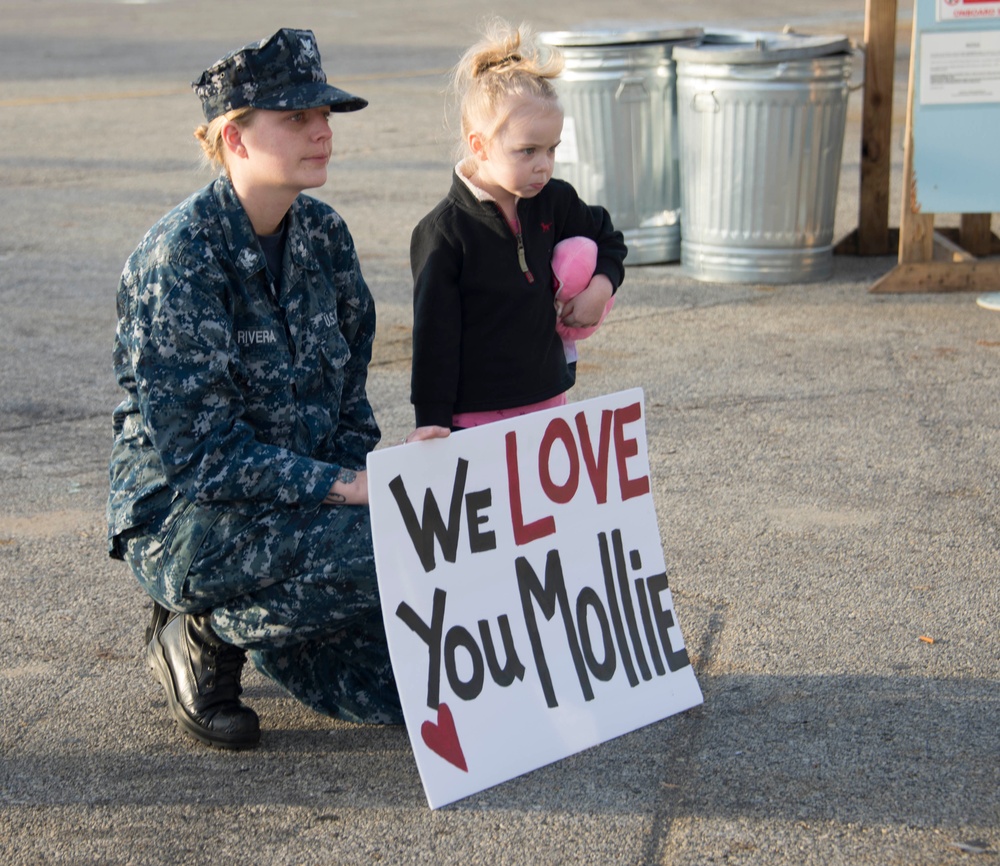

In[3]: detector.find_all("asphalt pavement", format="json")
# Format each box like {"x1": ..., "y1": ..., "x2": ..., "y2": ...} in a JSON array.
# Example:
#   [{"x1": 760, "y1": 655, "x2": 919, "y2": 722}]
[{"x1": 1, "y1": 1, "x2": 997, "y2": 864}]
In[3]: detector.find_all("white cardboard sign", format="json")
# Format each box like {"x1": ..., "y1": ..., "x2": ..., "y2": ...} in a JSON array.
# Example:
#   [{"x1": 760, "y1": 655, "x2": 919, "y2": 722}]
[{"x1": 368, "y1": 389, "x2": 703, "y2": 808}]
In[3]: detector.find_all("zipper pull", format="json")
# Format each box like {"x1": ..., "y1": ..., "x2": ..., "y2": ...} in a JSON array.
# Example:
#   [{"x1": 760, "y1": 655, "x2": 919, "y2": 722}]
[
  {"x1": 496, "y1": 200, "x2": 535, "y2": 283},
  {"x1": 511, "y1": 201, "x2": 535, "y2": 284},
  {"x1": 516, "y1": 233, "x2": 535, "y2": 284}
]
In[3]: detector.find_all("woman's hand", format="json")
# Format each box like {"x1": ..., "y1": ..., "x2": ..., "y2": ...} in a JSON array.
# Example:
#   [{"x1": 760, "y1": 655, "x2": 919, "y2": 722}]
[
  {"x1": 324, "y1": 429, "x2": 449, "y2": 506},
  {"x1": 558, "y1": 273, "x2": 613, "y2": 329},
  {"x1": 323, "y1": 467, "x2": 369, "y2": 506},
  {"x1": 402, "y1": 425, "x2": 451, "y2": 446}
]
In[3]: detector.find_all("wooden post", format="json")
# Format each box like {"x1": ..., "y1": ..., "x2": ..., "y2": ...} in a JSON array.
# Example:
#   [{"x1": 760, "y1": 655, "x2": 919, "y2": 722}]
[
  {"x1": 858, "y1": 0, "x2": 898, "y2": 255},
  {"x1": 897, "y1": 15, "x2": 935, "y2": 264},
  {"x1": 960, "y1": 214, "x2": 993, "y2": 257}
]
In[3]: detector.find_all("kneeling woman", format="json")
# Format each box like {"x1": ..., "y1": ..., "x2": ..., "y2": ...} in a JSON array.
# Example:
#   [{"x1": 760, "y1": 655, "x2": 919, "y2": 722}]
[{"x1": 108, "y1": 29, "x2": 446, "y2": 748}]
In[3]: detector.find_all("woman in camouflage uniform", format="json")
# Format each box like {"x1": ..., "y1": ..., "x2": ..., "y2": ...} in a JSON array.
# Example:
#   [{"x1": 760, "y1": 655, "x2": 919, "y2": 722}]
[{"x1": 108, "y1": 29, "x2": 447, "y2": 749}]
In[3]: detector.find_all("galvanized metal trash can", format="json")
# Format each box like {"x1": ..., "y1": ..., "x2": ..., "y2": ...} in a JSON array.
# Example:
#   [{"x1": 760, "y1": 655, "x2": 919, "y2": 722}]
[
  {"x1": 540, "y1": 27, "x2": 702, "y2": 265},
  {"x1": 673, "y1": 33, "x2": 853, "y2": 283}
]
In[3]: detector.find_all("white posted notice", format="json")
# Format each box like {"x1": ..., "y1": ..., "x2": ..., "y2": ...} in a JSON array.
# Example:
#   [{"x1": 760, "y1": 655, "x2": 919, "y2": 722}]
[{"x1": 920, "y1": 29, "x2": 1000, "y2": 103}]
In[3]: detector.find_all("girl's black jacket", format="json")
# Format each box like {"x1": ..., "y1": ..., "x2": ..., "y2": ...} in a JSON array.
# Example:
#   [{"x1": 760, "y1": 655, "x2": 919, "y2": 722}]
[{"x1": 409, "y1": 172, "x2": 627, "y2": 428}]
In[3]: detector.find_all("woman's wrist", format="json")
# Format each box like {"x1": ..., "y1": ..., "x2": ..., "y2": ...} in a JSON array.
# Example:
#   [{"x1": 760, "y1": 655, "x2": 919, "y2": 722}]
[{"x1": 323, "y1": 467, "x2": 367, "y2": 506}]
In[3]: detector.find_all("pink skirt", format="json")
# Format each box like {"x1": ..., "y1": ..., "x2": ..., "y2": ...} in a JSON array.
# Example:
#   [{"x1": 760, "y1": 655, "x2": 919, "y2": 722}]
[{"x1": 452, "y1": 392, "x2": 567, "y2": 429}]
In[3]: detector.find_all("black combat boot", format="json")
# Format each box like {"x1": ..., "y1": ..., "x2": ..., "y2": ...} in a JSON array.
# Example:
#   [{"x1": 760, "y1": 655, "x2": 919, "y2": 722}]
[
  {"x1": 144, "y1": 600, "x2": 174, "y2": 647},
  {"x1": 147, "y1": 611, "x2": 261, "y2": 749}
]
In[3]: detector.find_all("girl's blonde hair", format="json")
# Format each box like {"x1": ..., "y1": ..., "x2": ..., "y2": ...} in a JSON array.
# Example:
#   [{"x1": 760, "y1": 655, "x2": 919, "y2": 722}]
[
  {"x1": 452, "y1": 18, "x2": 564, "y2": 162},
  {"x1": 193, "y1": 106, "x2": 256, "y2": 172}
]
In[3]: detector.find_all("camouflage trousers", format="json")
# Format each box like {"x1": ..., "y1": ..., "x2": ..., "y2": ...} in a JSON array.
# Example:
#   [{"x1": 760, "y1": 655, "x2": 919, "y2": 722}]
[{"x1": 122, "y1": 498, "x2": 402, "y2": 725}]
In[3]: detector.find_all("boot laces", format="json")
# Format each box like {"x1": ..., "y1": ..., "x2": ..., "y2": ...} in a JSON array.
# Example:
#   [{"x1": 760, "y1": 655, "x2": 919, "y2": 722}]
[{"x1": 203, "y1": 642, "x2": 247, "y2": 695}]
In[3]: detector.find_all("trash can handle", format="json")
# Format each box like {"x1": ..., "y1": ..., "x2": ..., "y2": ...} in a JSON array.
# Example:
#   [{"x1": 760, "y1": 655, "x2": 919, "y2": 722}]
[
  {"x1": 780, "y1": 25, "x2": 865, "y2": 93},
  {"x1": 847, "y1": 39, "x2": 866, "y2": 93},
  {"x1": 615, "y1": 76, "x2": 649, "y2": 103},
  {"x1": 692, "y1": 91, "x2": 720, "y2": 113}
]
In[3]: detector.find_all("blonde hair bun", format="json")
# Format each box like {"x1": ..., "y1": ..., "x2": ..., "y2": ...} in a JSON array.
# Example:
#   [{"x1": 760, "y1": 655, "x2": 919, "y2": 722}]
[{"x1": 452, "y1": 18, "x2": 564, "y2": 158}]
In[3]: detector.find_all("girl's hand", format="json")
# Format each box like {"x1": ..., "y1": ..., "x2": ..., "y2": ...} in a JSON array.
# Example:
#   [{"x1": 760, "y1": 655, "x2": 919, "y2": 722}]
[
  {"x1": 558, "y1": 274, "x2": 613, "y2": 329},
  {"x1": 323, "y1": 467, "x2": 369, "y2": 506},
  {"x1": 402, "y1": 425, "x2": 451, "y2": 445}
]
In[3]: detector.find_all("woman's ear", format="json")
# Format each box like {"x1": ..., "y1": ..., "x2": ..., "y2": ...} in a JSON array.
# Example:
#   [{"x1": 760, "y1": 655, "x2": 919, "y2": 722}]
[{"x1": 221, "y1": 120, "x2": 247, "y2": 159}]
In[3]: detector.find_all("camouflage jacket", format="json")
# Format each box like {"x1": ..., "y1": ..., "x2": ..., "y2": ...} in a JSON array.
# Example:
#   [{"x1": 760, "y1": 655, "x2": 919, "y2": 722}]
[{"x1": 108, "y1": 175, "x2": 379, "y2": 556}]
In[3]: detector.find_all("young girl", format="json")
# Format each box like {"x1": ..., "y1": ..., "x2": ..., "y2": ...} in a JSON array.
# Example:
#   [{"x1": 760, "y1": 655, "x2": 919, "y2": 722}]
[{"x1": 410, "y1": 19, "x2": 628, "y2": 430}]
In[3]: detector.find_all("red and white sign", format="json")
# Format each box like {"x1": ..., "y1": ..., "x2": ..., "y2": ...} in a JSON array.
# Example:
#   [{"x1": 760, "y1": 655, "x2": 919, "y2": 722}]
[
  {"x1": 938, "y1": 0, "x2": 1000, "y2": 21},
  {"x1": 368, "y1": 389, "x2": 703, "y2": 808}
]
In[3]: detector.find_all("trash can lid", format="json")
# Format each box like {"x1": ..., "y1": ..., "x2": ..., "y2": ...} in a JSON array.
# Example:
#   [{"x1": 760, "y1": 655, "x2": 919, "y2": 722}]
[
  {"x1": 539, "y1": 25, "x2": 703, "y2": 48},
  {"x1": 672, "y1": 31, "x2": 850, "y2": 64}
]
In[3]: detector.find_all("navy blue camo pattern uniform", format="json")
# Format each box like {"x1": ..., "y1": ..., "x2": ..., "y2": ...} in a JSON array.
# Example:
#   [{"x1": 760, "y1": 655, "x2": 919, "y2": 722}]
[{"x1": 108, "y1": 174, "x2": 401, "y2": 724}]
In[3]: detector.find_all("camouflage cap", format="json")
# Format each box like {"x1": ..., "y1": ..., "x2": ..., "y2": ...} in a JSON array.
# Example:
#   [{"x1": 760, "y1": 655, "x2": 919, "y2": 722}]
[{"x1": 192, "y1": 28, "x2": 367, "y2": 122}]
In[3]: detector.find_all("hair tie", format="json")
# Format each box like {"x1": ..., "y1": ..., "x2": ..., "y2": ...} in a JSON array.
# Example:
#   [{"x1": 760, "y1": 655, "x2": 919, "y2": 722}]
[{"x1": 475, "y1": 53, "x2": 522, "y2": 76}]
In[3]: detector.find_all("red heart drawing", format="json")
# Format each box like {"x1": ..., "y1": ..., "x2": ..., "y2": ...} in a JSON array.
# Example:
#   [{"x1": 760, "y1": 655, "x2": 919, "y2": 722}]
[{"x1": 420, "y1": 703, "x2": 468, "y2": 772}]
